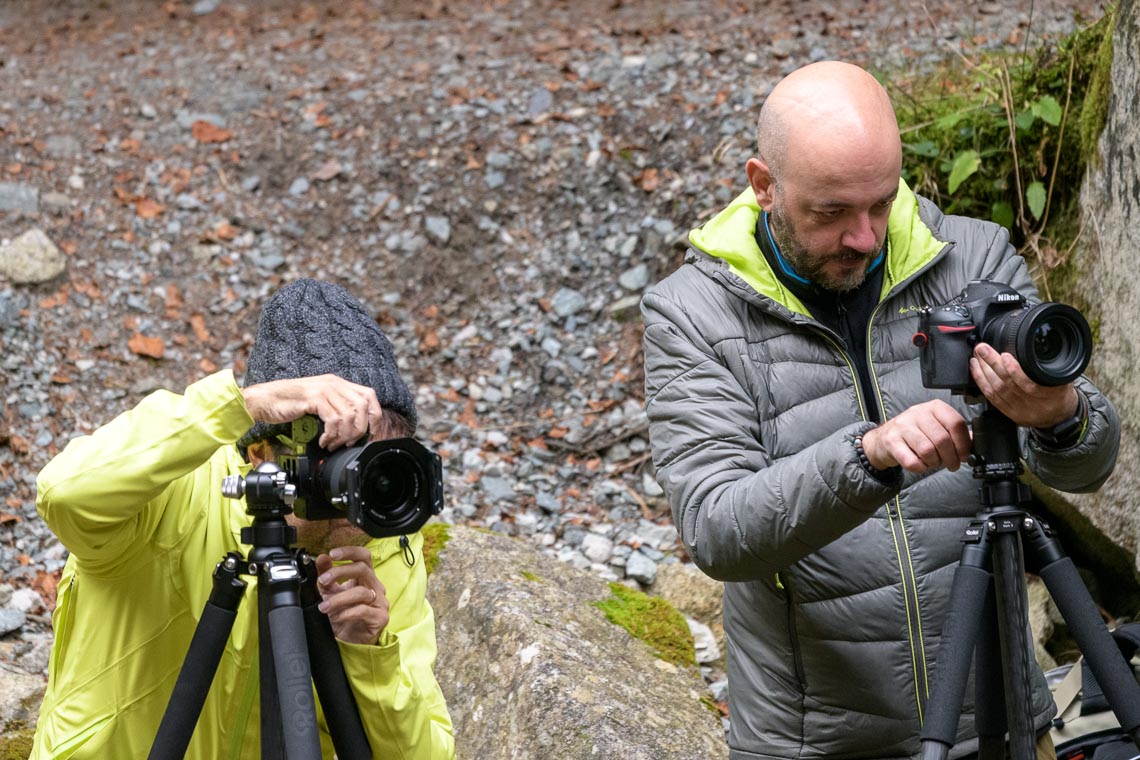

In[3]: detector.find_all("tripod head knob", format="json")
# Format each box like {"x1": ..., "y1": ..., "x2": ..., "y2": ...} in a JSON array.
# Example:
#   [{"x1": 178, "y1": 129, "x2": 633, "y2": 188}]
[{"x1": 222, "y1": 463, "x2": 297, "y2": 513}]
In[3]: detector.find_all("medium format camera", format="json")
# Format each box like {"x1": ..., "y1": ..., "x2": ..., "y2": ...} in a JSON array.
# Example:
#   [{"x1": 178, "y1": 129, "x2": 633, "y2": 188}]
[
  {"x1": 913, "y1": 279, "x2": 1092, "y2": 392},
  {"x1": 225, "y1": 415, "x2": 444, "y2": 538}
]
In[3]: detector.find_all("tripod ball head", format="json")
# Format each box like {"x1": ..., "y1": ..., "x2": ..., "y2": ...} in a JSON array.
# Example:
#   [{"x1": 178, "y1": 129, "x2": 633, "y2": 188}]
[{"x1": 222, "y1": 462, "x2": 297, "y2": 517}]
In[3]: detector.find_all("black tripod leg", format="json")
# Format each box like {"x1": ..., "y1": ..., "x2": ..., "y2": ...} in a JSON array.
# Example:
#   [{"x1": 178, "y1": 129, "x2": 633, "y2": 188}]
[
  {"x1": 975, "y1": 576, "x2": 1007, "y2": 760},
  {"x1": 261, "y1": 556, "x2": 324, "y2": 760},
  {"x1": 921, "y1": 525, "x2": 994, "y2": 760},
  {"x1": 149, "y1": 555, "x2": 246, "y2": 760},
  {"x1": 258, "y1": 579, "x2": 287, "y2": 760},
  {"x1": 992, "y1": 530, "x2": 1037, "y2": 760},
  {"x1": 1026, "y1": 521, "x2": 1140, "y2": 749},
  {"x1": 298, "y1": 555, "x2": 372, "y2": 759}
]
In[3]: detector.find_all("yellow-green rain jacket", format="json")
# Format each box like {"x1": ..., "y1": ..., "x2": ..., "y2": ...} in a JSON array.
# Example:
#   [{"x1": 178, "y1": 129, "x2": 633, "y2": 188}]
[{"x1": 32, "y1": 370, "x2": 455, "y2": 759}]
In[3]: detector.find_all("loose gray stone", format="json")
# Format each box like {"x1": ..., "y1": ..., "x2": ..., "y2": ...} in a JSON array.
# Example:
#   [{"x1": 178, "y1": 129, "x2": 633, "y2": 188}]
[
  {"x1": 177, "y1": 111, "x2": 226, "y2": 130},
  {"x1": 288, "y1": 178, "x2": 310, "y2": 196},
  {"x1": 0, "y1": 182, "x2": 39, "y2": 214},
  {"x1": 625, "y1": 550, "x2": 658, "y2": 585},
  {"x1": 688, "y1": 617, "x2": 721, "y2": 664},
  {"x1": 550, "y1": 288, "x2": 586, "y2": 318},
  {"x1": 526, "y1": 87, "x2": 554, "y2": 117},
  {"x1": 41, "y1": 192, "x2": 71, "y2": 214},
  {"x1": 580, "y1": 533, "x2": 614, "y2": 564},
  {"x1": 0, "y1": 228, "x2": 66, "y2": 284},
  {"x1": 425, "y1": 215, "x2": 451, "y2": 244},
  {"x1": 480, "y1": 476, "x2": 516, "y2": 503},
  {"x1": 44, "y1": 135, "x2": 82, "y2": 158},
  {"x1": 619, "y1": 263, "x2": 651, "y2": 291},
  {"x1": 0, "y1": 608, "x2": 24, "y2": 636},
  {"x1": 484, "y1": 169, "x2": 505, "y2": 189}
]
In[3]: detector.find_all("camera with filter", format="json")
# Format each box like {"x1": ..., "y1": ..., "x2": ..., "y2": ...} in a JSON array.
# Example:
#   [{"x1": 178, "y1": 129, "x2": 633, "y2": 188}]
[{"x1": 223, "y1": 415, "x2": 443, "y2": 538}]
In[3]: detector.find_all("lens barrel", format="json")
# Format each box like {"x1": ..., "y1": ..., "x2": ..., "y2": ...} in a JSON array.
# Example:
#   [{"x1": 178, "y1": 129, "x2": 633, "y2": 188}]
[
  {"x1": 985, "y1": 302, "x2": 1092, "y2": 386},
  {"x1": 316, "y1": 438, "x2": 443, "y2": 538}
]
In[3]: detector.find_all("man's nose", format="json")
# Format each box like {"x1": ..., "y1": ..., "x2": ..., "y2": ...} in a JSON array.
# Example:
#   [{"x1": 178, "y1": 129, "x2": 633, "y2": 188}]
[{"x1": 842, "y1": 213, "x2": 878, "y2": 253}]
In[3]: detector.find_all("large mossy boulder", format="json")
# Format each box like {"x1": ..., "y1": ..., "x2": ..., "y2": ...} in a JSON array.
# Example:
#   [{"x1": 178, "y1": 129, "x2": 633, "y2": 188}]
[
  {"x1": 1063, "y1": 0, "x2": 1140, "y2": 605},
  {"x1": 426, "y1": 525, "x2": 728, "y2": 759}
]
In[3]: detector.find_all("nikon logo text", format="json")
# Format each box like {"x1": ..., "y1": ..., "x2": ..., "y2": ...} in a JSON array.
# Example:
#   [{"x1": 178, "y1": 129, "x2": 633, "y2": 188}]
[{"x1": 996, "y1": 293, "x2": 1020, "y2": 302}]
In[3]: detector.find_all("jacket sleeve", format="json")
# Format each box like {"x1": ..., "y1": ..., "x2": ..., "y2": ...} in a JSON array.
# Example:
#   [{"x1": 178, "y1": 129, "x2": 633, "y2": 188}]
[
  {"x1": 969, "y1": 220, "x2": 1121, "y2": 492},
  {"x1": 642, "y1": 288, "x2": 901, "y2": 582},
  {"x1": 333, "y1": 531, "x2": 455, "y2": 759},
  {"x1": 35, "y1": 370, "x2": 255, "y2": 573}
]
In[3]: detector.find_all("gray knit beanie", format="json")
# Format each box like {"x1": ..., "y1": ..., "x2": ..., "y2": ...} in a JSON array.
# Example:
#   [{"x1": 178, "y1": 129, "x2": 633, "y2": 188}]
[{"x1": 238, "y1": 279, "x2": 416, "y2": 453}]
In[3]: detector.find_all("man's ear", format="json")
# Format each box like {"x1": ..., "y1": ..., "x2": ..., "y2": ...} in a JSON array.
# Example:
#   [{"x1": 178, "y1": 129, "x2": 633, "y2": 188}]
[
  {"x1": 746, "y1": 157, "x2": 776, "y2": 211},
  {"x1": 246, "y1": 439, "x2": 275, "y2": 467}
]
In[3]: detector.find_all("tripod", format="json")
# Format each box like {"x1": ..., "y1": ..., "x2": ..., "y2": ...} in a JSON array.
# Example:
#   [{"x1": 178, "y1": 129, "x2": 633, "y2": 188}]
[
  {"x1": 148, "y1": 463, "x2": 373, "y2": 759},
  {"x1": 919, "y1": 404, "x2": 1140, "y2": 760}
]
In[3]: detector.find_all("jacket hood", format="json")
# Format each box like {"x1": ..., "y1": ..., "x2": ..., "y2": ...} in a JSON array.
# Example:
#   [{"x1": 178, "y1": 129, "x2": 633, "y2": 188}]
[{"x1": 688, "y1": 178, "x2": 947, "y2": 315}]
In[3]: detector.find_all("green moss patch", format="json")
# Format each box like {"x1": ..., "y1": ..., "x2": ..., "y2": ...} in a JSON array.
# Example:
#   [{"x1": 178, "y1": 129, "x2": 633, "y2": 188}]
[
  {"x1": 420, "y1": 522, "x2": 451, "y2": 576},
  {"x1": 519, "y1": 570, "x2": 541, "y2": 582},
  {"x1": 0, "y1": 726, "x2": 34, "y2": 760},
  {"x1": 593, "y1": 582, "x2": 695, "y2": 668}
]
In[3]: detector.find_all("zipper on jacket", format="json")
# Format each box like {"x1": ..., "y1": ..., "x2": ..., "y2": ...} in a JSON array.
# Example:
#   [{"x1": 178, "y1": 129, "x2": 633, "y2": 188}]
[
  {"x1": 866, "y1": 299, "x2": 931, "y2": 723},
  {"x1": 48, "y1": 575, "x2": 77, "y2": 677},
  {"x1": 777, "y1": 573, "x2": 808, "y2": 688}
]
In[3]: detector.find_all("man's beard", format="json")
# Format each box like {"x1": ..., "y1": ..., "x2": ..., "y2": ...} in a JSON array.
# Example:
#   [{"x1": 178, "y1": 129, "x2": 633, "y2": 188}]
[{"x1": 769, "y1": 205, "x2": 884, "y2": 294}]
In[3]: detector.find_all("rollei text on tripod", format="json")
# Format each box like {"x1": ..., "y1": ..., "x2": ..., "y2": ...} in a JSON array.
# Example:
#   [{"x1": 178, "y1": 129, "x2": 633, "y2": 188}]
[
  {"x1": 148, "y1": 416, "x2": 443, "y2": 759},
  {"x1": 911, "y1": 280, "x2": 1140, "y2": 760}
]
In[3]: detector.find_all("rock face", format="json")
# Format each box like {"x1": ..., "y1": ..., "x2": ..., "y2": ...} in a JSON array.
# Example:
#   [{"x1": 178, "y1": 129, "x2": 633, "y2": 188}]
[
  {"x1": 1069, "y1": 0, "x2": 1140, "y2": 584},
  {"x1": 428, "y1": 526, "x2": 727, "y2": 759}
]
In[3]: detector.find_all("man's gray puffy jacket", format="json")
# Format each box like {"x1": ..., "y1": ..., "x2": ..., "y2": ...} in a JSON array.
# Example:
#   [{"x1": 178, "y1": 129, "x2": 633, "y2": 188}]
[{"x1": 641, "y1": 180, "x2": 1120, "y2": 759}]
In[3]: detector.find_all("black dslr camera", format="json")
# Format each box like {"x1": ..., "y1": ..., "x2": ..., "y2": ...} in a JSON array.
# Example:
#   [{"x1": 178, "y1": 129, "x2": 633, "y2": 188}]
[
  {"x1": 914, "y1": 279, "x2": 1092, "y2": 392},
  {"x1": 274, "y1": 415, "x2": 444, "y2": 538}
]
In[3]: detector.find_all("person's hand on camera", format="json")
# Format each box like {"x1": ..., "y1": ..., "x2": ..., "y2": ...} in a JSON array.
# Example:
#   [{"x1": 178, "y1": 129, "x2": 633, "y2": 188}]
[
  {"x1": 860, "y1": 400, "x2": 972, "y2": 474},
  {"x1": 969, "y1": 343, "x2": 1080, "y2": 428},
  {"x1": 241, "y1": 374, "x2": 384, "y2": 450},
  {"x1": 315, "y1": 546, "x2": 390, "y2": 645}
]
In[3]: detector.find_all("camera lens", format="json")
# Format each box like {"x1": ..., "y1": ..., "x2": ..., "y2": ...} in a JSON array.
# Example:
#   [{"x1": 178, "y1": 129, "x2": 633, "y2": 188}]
[
  {"x1": 360, "y1": 450, "x2": 418, "y2": 517},
  {"x1": 988, "y1": 303, "x2": 1092, "y2": 386}
]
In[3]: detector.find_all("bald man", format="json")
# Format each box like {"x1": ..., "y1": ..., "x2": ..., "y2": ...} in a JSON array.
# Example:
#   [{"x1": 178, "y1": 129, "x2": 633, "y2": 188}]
[{"x1": 642, "y1": 61, "x2": 1119, "y2": 759}]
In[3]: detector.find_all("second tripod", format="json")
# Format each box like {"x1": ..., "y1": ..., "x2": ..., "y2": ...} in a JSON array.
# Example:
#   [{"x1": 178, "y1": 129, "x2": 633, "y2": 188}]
[{"x1": 919, "y1": 405, "x2": 1140, "y2": 760}]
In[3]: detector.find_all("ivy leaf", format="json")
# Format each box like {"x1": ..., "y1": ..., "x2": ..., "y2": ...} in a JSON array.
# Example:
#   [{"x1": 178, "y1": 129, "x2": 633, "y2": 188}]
[
  {"x1": 991, "y1": 201, "x2": 1015, "y2": 230},
  {"x1": 905, "y1": 140, "x2": 940, "y2": 158},
  {"x1": 935, "y1": 111, "x2": 966, "y2": 130},
  {"x1": 1031, "y1": 95, "x2": 1063, "y2": 126},
  {"x1": 947, "y1": 150, "x2": 981, "y2": 193},
  {"x1": 1026, "y1": 181, "x2": 1047, "y2": 220},
  {"x1": 1015, "y1": 109, "x2": 1035, "y2": 131}
]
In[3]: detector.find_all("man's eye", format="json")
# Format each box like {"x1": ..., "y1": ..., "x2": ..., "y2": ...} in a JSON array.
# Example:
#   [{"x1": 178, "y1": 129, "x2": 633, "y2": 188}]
[{"x1": 815, "y1": 209, "x2": 841, "y2": 220}]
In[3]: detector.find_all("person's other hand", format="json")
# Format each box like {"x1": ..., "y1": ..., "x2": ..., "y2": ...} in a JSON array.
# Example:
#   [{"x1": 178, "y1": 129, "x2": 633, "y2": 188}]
[
  {"x1": 860, "y1": 400, "x2": 972, "y2": 473},
  {"x1": 315, "y1": 546, "x2": 390, "y2": 645},
  {"x1": 241, "y1": 374, "x2": 383, "y2": 449},
  {"x1": 969, "y1": 343, "x2": 1079, "y2": 428}
]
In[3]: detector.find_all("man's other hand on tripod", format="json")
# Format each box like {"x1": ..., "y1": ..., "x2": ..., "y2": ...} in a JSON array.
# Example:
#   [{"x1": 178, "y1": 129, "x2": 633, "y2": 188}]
[
  {"x1": 969, "y1": 342, "x2": 1081, "y2": 429},
  {"x1": 315, "y1": 545, "x2": 391, "y2": 645}
]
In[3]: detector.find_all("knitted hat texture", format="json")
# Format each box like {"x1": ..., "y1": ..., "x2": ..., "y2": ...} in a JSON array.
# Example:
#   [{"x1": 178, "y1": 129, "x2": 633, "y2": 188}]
[{"x1": 238, "y1": 279, "x2": 416, "y2": 451}]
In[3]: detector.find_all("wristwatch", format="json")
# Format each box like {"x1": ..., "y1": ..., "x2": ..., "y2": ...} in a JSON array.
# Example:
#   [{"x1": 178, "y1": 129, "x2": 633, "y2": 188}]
[{"x1": 1032, "y1": 393, "x2": 1088, "y2": 449}]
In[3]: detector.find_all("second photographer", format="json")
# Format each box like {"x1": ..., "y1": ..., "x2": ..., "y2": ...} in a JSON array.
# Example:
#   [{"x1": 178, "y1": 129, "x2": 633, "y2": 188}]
[{"x1": 31, "y1": 279, "x2": 455, "y2": 759}]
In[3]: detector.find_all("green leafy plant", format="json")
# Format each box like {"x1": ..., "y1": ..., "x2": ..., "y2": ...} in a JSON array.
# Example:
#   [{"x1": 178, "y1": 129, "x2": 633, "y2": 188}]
[{"x1": 885, "y1": 7, "x2": 1114, "y2": 299}]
